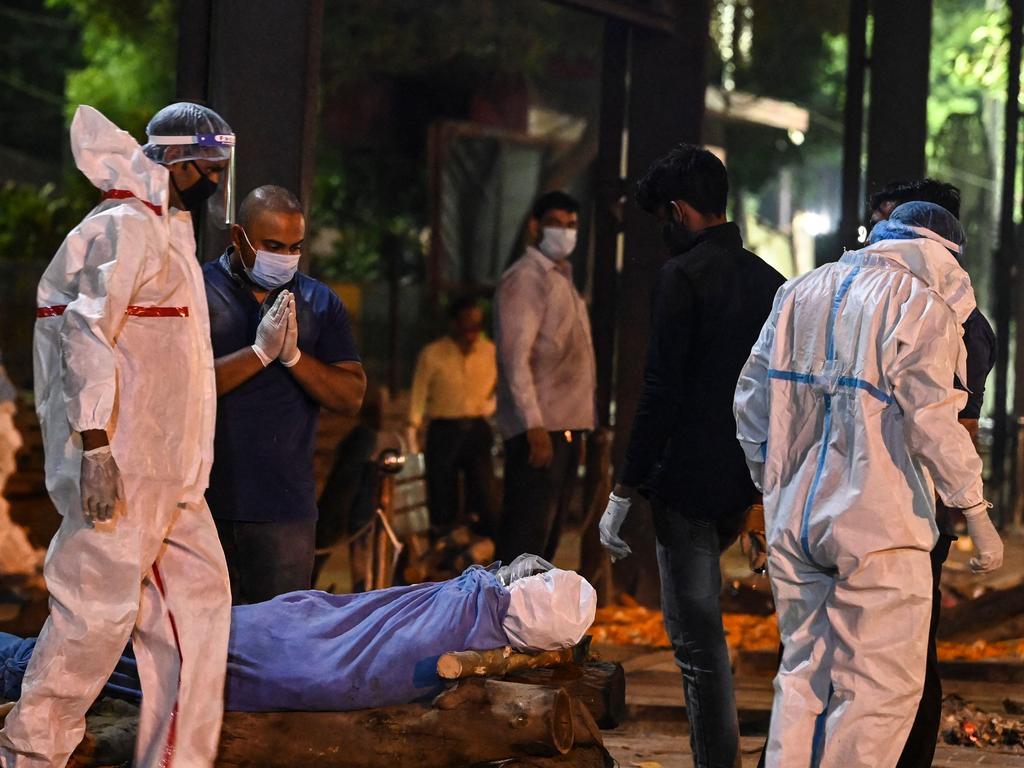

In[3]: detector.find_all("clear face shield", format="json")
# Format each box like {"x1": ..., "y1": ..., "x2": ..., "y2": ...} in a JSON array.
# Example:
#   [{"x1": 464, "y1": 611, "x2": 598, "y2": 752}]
[{"x1": 146, "y1": 132, "x2": 236, "y2": 228}]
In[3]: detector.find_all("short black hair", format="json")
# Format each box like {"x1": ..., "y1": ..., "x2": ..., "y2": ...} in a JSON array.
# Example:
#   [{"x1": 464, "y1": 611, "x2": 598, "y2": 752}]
[
  {"x1": 869, "y1": 178, "x2": 961, "y2": 219},
  {"x1": 531, "y1": 190, "x2": 579, "y2": 220},
  {"x1": 635, "y1": 144, "x2": 728, "y2": 216},
  {"x1": 448, "y1": 295, "x2": 480, "y2": 321},
  {"x1": 238, "y1": 185, "x2": 304, "y2": 229}
]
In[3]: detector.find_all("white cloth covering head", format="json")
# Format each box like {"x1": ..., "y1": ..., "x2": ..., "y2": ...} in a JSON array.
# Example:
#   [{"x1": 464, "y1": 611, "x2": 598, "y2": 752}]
[{"x1": 502, "y1": 568, "x2": 596, "y2": 652}]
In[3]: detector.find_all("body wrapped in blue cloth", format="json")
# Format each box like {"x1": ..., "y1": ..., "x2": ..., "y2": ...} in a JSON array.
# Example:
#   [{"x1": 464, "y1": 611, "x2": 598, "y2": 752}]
[{"x1": 2, "y1": 566, "x2": 509, "y2": 711}]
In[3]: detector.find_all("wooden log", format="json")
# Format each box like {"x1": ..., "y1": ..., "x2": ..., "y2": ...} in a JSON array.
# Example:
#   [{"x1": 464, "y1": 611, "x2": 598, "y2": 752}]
[
  {"x1": 62, "y1": 699, "x2": 140, "y2": 768},
  {"x1": 475, "y1": 699, "x2": 612, "y2": 768},
  {"x1": 216, "y1": 679, "x2": 575, "y2": 768},
  {"x1": 438, "y1": 639, "x2": 591, "y2": 680},
  {"x1": 505, "y1": 661, "x2": 627, "y2": 730},
  {"x1": 938, "y1": 583, "x2": 1024, "y2": 642}
]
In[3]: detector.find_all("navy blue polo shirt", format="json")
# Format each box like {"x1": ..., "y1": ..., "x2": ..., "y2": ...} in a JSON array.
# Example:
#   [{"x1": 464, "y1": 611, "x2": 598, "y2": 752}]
[{"x1": 204, "y1": 252, "x2": 360, "y2": 522}]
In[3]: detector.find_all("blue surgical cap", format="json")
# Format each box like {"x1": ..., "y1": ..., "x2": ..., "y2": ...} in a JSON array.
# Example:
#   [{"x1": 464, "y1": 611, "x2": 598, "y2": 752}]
[
  {"x1": 868, "y1": 201, "x2": 966, "y2": 261},
  {"x1": 142, "y1": 102, "x2": 234, "y2": 165}
]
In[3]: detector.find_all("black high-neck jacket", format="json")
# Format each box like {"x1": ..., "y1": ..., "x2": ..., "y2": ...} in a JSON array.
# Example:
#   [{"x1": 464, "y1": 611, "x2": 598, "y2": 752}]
[{"x1": 620, "y1": 222, "x2": 785, "y2": 539}]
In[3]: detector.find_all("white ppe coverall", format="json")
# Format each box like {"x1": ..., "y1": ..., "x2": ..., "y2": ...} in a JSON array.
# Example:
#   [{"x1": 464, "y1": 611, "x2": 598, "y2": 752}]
[
  {"x1": 733, "y1": 239, "x2": 984, "y2": 768},
  {"x1": 0, "y1": 106, "x2": 230, "y2": 768}
]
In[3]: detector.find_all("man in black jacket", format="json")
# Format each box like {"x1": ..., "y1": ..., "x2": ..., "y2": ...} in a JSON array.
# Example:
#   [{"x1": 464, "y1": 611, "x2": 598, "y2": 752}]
[{"x1": 599, "y1": 145, "x2": 785, "y2": 768}]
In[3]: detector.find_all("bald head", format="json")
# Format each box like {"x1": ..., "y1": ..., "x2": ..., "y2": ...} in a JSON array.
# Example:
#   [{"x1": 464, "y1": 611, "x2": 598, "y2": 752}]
[
  {"x1": 231, "y1": 185, "x2": 305, "y2": 278},
  {"x1": 237, "y1": 185, "x2": 304, "y2": 230}
]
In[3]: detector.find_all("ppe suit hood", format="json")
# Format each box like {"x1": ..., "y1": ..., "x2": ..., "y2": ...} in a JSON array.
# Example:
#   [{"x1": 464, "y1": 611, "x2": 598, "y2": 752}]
[
  {"x1": 70, "y1": 105, "x2": 169, "y2": 213},
  {"x1": 851, "y1": 238, "x2": 976, "y2": 325}
]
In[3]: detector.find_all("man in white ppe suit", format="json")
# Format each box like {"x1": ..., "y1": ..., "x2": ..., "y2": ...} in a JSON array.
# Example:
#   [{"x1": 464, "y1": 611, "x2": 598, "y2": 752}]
[
  {"x1": 734, "y1": 201, "x2": 1003, "y2": 768},
  {"x1": 0, "y1": 103, "x2": 237, "y2": 768}
]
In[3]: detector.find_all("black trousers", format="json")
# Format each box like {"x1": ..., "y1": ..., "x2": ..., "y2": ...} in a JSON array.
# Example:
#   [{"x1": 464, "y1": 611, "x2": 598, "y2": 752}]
[
  {"x1": 756, "y1": 534, "x2": 955, "y2": 768},
  {"x1": 425, "y1": 417, "x2": 496, "y2": 533},
  {"x1": 495, "y1": 430, "x2": 580, "y2": 564},
  {"x1": 214, "y1": 517, "x2": 317, "y2": 605},
  {"x1": 895, "y1": 533, "x2": 955, "y2": 768}
]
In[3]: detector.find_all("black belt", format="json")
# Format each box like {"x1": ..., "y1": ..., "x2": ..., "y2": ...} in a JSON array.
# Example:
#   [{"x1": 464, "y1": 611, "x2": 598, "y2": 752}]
[{"x1": 430, "y1": 416, "x2": 487, "y2": 430}]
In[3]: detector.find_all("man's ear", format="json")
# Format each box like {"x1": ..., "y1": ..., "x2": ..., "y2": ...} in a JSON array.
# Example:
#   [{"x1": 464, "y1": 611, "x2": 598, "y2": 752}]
[
  {"x1": 527, "y1": 216, "x2": 539, "y2": 242},
  {"x1": 669, "y1": 200, "x2": 684, "y2": 225},
  {"x1": 230, "y1": 223, "x2": 244, "y2": 251}
]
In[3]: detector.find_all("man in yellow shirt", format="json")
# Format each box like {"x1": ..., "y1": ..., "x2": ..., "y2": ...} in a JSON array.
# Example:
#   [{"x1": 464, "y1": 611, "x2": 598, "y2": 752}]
[{"x1": 408, "y1": 297, "x2": 497, "y2": 534}]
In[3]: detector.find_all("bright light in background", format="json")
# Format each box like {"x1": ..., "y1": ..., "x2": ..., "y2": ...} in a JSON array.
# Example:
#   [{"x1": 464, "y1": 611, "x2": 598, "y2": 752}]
[
  {"x1": 800, "y1": 211, "x2": 832, "y2": 236},
  {"x1": 787, "y1": 128, "x2": 806, "y2": 146}
]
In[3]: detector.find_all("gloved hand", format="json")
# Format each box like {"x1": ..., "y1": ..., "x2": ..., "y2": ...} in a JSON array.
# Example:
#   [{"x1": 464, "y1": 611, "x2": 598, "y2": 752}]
[
  {"x1": 963, "y1": 502, "x2": 1003, "y2": 573},
  {"x1": 252, "y1": 291, "x2": 291, "y2": 367},
  {"x1": 80, "y1": 445, "x2": 124, "y2": 526},
  {"x1": 741, "y1": 502, "x2": 768, "y2": 573},
  {"x1": 281, "y1": 294, "x2": 301, "y2": 368},
  {"x1": 599, "y1": 493, "x2": 632, "y2": 561},
  {"x1": 496, "y1": 554, "x2": 555, "y2": 586}
]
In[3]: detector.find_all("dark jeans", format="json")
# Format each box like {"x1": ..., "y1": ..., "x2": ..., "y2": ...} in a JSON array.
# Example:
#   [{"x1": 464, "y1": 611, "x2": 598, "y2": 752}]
[
  {"x1": 425, "y1": 417, "x2": 496, "y2": 534},
  {"x1": 896, "y1": 533, "x2": 954, "y2": 768},
  {"x1": 495, "y1": 430, "x2": 580, "y2": 563},
  {"x1": 755, "y1": 533, "x2": 955, "y2": 768},
  {"x1": 214, "y1": 517, "x2": 317, "y2": 605},
  {"x1": 653, "y1": 500, "x2": 741, "y2": 768}
]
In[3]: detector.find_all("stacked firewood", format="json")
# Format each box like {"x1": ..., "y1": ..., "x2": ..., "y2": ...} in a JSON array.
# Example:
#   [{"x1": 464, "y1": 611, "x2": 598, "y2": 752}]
[{"x1": 56, "y1": 641, "x2": 624, "y2": 768}]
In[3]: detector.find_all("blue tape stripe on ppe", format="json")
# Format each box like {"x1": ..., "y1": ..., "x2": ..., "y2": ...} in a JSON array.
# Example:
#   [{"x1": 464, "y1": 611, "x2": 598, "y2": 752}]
[
  {"x1": 801, "y1": 393, "x2": 831, "y2": 563},
  {"x1": 767, "y1": 369, "x2": 814, "y2": 384},
  {"x1": 835, "y1": 376, "x2": 894, "y2": 404},
  {"x1": 809, "y1": 683, "x2": 834, "y2": 767},
  {"x1": 825, "y1": 266, "x2": 860, "y2": 361},
  {"x1": 767, "y1": 369, "x2": 892, "y2": 405},
  {"x1": 803, "y1": 266, "x2": 856, "y2": 567}
]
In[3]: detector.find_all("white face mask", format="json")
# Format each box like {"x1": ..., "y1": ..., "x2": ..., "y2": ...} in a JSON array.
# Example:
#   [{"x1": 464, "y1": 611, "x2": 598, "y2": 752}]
[
  {"x1": 241, "y1": 230, "x2": 300, "y2": 289},
  {"x1": 538, "y1": 226, "x2": 577, "y2": 261}
]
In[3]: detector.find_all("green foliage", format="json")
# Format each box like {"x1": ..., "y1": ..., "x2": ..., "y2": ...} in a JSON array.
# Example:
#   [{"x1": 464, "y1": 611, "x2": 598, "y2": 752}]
[
  {"x1": 718, "y1": 0, "x2": 848, "y2": 196},
  {"x1": 0, "y1": 180, "x2": 92, "y2": 260},
  {"x1": 311, "y1": 149, "x2": 425, "y2": 283},
  {"x1": 320, "y1": 0, "x2": 593, "y2": 88},
  {"x1": 46, "y1": 0, "x2": 177, "y2": 138},
  {"x1": 0, "y1": 1, "x2": 175, "y2": 261},
  {"x1": 313, "y1": 0, "x2": 601, "y2": 283},
  {"x1": 0, "y1": 0, "x2": 80, "y2": 158},
  {"x1": 733, "y1": 0, "x2": 847, "y2": 106},
  {"x1": 929, "y1": 0, "x2": 1007, "y2": 143}
]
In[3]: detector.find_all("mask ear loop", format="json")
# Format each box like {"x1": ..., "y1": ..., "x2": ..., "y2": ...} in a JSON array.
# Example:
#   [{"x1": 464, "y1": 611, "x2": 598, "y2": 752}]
[{"x1": 189, "y1": 160, "x2": 215, "y2": 183}]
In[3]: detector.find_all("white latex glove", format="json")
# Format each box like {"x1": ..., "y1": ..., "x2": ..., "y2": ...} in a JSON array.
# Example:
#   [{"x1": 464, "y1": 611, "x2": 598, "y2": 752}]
[
  {"x1": 281, "y1": 294, "x2": 301, "y2": 368},
  {"x1": 963, "y1": 502, "x2": 1003, "y2": 573},
  {"x1": 599, "y1": 493, "x2": 632, "y2": 561},
  {"x1": 252, "y1": 291, "x2": 291, "y2": 367},
  {"x1": 80, "y1": 446, "x2": 124, "y2": 526}
]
